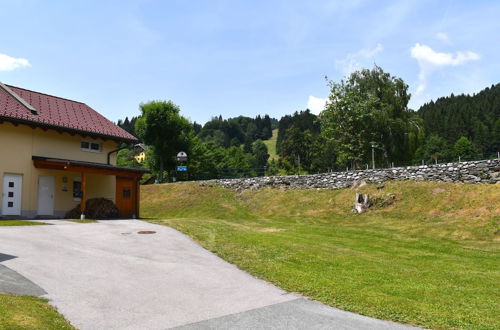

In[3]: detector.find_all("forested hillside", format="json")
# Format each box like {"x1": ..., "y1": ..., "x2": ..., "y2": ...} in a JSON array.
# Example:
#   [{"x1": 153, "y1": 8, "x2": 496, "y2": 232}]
[
  {"x1": 117, "y1": 116, "x2": 139, "y2": 137},
  {"x1": 116, "y1": 66, "x2": 499, "y2": 181},
  {"x1": 418, "y1": 84, "x2": 500, "y2": 158},
  {"x1": 276, "y1": 109, "x2": 320, "y2": 155},
  {"x1": 196, "y1": 114, "x2": 275, "y2": 148}
]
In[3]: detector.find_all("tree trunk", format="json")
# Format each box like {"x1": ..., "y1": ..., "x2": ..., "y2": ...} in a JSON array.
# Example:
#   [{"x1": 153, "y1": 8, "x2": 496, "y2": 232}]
[
  {"x1": 383, "y1": 147, "x2": 389, "y2": 167},
  {"x1": 159, "y1": 156, "x2": 164, "y2": 182},
  {"x1": 353, "y1": 193, "x2": 370, "y2": 213}
]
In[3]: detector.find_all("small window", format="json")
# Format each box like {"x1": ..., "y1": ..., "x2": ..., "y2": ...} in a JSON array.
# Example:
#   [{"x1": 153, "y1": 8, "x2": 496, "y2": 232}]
[
  {"x1": 8, "y1": 182, "x2": 14, "y2": 188},
  {"x1": 123, "y1": 189, "x2": 131, "y2": 198},
  {"x1": 8, "y1": 192, "x2": 13, "y2": 198},
  {"x1": 8, "y1": 202, "x2": 13, "y2": 207},
  {"x1": 81, "y1": 140, "x2": 101, "y2": 152},
  {"x1": 73, "y1": 179, "x2": 82, "y2": 201}
]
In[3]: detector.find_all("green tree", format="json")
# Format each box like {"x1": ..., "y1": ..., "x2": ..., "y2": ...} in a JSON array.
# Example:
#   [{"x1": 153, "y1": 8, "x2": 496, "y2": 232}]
[
  {"x1": 266, "y1": 159, "x2": 279, "y2": 176},
  {"x1": 493, "y1": 118, "x2": 500, "y2": 156},
  {"x1": 188, "y1": 138, "x2": 223, "y2": 180},
  {"x1": 279, "y1": 127, "x2": 316, "y2": 171},
  {"x1": 320, "y1": 65, "x2": 421, "y2": 169},
  {"x1": 422, "y1": 134, "x2": 451, "y2": 164},
  {"x1": 218, "y1": 146, "x2": 254, "y2": 177},
  {"x1": 310, "y1": 135, "x2": 337, "y2": 172},
  {"x1": 116, "y1": 149, "x2": 143, "y2": 168},
  {"x1": 243, "y1": 138, "x2": 253, "y2": 153},
  {"x1": 320, "y1": 86, "x2": 373, "y2": 169},
  {"x1": 251, "y1": 139, "x2": 270, "y2": 173},
  {"x1": 277, "y1": 110, "x2": 319, "y2": 155},
  {"x1": 472, "y1": 121, "x2": 489, "y2": 158},
  {"x1": 418, "y1": 83, "x2": 500, "y2": 158},
  {"x1": 135, "y1": 100, "x2": 191, "y2": 181},
  {"x1": 230, "y1": 137, "x2": 240, "y2": 147},
  {"x1": 453, "y1": 136, "x2": 476, "y2": 161}
]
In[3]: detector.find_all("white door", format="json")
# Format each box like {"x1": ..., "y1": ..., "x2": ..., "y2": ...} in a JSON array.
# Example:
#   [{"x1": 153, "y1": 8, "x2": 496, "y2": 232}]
[
  {"x1": 2, "y1": 174, "x2": 22, "y2": 216},
  {"x1": 37, "y1": 176, "x2": 55, "y2": 216}
]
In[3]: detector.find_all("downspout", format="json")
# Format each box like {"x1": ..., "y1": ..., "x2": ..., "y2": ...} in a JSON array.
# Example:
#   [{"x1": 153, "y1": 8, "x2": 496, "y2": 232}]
[{"x1": 107, "y1": 145, "x2": 129, "y2": 165}]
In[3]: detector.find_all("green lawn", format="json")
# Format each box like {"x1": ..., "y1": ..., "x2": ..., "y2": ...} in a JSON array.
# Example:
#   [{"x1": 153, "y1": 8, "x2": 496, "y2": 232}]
[
  {"x1": 263, "y1": 129, "x2": 278, "y2": 160},
  {"x1": 0, "y1": 220, "x2": 46, "y2": 226},
  {"x1": 143, "y1": 181, "x2": 500, "y2": 329},
  {"x1": 0, "y1": 293, "x2": 74, "y2": 329}
]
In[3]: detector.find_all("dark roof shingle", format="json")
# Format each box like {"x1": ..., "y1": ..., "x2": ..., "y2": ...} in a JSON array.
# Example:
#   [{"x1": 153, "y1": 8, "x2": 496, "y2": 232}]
[{"x1": 0, "y1": 84, "x2": 137, "y2": 142}]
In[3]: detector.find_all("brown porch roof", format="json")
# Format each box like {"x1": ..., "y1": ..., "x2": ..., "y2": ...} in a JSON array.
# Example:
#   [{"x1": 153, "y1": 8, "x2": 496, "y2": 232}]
[{"x1": 32, "y1": 156, "x2": 149, "y2": 177}]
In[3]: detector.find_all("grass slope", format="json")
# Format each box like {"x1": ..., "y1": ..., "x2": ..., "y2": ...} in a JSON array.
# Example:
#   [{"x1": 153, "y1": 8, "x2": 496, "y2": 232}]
[
  {"x1": 0, "y1": 293, "x2": 74, "y2": 329},
  {"x1": 142, "y1": 181, "x2": 500, "y2": 329},
  {"x1": 263, "y1": 129, "x2": 278, "y2": 160},
  {"x1": 0, "y1": 220, "x2": 46, "y2": 226}
]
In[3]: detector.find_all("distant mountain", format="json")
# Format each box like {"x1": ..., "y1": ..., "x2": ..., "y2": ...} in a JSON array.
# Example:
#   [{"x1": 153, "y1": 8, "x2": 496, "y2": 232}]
[{"x1": 417, "y1": 84, "x2": 500, "y2": 157}]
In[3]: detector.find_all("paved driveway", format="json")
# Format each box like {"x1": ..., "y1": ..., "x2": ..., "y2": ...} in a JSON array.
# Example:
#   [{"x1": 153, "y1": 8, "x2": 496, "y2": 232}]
[{"x1": 0, "y1": 220, "x2": 417, "y2": 329}]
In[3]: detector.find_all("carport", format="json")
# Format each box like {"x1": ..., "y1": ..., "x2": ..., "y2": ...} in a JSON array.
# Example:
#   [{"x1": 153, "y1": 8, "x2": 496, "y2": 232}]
[{"x1": 32, "y1": 156, "x2": 147, "y2": 218}]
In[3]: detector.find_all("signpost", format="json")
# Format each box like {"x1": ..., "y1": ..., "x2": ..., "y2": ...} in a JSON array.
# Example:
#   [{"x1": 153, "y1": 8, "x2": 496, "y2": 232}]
[
  {"x1": 176, "y1": 151, "x2": 188, "y2": 162},
  {"x1": 370, "y1": 142, "x2": 376, "y2": 169},
  {"x1": 176, "y1": 165, "x2": 188, "y2": 172},
  {"x1": 176, "y1": 151, "x2": 188, "y2": 180}
]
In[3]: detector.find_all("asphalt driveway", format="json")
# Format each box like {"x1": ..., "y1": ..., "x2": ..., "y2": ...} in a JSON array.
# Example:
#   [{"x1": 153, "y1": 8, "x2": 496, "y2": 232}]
[{"x1": 0, "y1": 220, "x2": 417, "y2": 329}]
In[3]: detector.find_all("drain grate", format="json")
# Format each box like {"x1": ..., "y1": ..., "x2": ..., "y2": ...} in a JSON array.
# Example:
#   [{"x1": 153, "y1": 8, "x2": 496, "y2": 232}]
[{"x1": 138, "y1": 230, "x2": 156, "y2": 234}]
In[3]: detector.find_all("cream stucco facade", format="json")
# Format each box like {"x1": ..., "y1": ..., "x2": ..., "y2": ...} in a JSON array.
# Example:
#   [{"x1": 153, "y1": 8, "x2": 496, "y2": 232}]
[{"x1": 0, "y1": 122, "x2": 119, "y2": 217}]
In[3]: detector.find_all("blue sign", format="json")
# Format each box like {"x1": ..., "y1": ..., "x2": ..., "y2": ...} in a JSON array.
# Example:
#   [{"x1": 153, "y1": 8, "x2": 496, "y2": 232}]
[{"x1": 176, "y1": 166, "x2": 188, "y2": 172}]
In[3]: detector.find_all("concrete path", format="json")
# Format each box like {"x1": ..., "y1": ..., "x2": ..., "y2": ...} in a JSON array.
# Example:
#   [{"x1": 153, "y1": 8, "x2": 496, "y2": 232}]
[
  {"x1": 0, "y1": 252, "x2": 46, "y2": 296},
  {"x1": 0, "y1": 220, "x2": 417, "y2": 329}
]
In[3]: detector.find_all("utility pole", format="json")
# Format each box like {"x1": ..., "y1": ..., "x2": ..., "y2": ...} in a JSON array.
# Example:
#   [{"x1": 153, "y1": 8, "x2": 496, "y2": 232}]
[{"x1": 370, "y1": 142, "x2": 376, "y2": 169}]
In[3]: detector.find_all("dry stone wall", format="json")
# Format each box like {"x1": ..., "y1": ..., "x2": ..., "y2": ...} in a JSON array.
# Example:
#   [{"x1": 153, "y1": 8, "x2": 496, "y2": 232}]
[{"x1": 206, "y1": 159, "x2": 500, "y2": 191}]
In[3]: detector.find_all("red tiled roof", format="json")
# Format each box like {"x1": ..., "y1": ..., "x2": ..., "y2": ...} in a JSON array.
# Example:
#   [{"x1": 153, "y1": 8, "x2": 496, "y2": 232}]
[{"x1": 0, "y1": 84, "x2": 137, "y2": 142}]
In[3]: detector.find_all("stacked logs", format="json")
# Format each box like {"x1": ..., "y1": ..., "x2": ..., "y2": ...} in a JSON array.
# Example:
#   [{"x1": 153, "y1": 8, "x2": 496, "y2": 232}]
[{"x1": 65, "y1": 198, "x2": 119, "y2": 219}]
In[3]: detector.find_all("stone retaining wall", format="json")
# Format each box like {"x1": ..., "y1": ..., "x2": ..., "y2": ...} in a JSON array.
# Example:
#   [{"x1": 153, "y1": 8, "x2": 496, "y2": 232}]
[{"x1": 206, "y1": 159, "x2": 500, "y2": 191}]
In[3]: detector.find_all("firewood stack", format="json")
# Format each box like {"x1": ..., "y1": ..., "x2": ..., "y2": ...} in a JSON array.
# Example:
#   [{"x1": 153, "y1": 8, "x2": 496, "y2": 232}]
[{"x1": 65, "y1": 198, "x2": 120, "y2": 219}]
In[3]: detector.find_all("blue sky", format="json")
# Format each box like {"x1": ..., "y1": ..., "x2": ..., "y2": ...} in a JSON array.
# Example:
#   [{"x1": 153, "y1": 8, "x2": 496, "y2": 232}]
[{"x1": 1, "y1": 0, "x2": 498, "y2": 124}]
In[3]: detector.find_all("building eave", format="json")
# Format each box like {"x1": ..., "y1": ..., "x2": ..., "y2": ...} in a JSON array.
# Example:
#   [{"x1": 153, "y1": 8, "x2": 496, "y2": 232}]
[{"x1": 1, "y1": 115, "x2": 138, "y2": 144}]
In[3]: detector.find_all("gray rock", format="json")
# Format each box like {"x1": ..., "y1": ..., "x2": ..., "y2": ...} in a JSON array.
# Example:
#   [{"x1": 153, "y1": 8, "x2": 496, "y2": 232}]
[{"x1": 206, "y1": 159, "x2": 500, "y2": 191}]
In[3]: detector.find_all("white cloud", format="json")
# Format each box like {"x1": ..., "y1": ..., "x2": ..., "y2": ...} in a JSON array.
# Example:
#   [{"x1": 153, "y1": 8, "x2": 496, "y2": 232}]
[
  {"x1": 435, "y1": 32, "x2": 450, "y2": 44},
  {"x1": 0, "y1": 53, "x2": 31, "y2": 71},
  {"x1": 307, "y1": 95, "x2": 327, "y2": 115},
  {"x1": 336, "y1": 44, "x2": 383, "y2": 77},
  {"x1": 411, "y1": 43, "x2": 479, "y2": 66},
  {"x1": 358, "y1": 43, "x2": 383, "y2": 58},
  {"x1": 410, "y1": 43, "x2": 479, "y2": 95}
]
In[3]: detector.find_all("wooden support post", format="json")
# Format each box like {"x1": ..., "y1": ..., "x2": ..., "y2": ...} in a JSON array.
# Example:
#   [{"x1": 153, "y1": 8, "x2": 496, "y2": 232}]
[
  {"x1": 135, "y1": 177, "x2": 140, "y2": 219},
  {"x1": 80, "y1": 172, "x2": 87, "y2": 220}
]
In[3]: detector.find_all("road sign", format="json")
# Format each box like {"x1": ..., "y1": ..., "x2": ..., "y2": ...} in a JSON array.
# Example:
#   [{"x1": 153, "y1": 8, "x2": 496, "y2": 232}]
[
  {"x1": 176, "y1": 151, "x2": 188, "y2": 162},
  {"x1": 176, "y1": 166, "x2": 188, "y2": 172}
]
